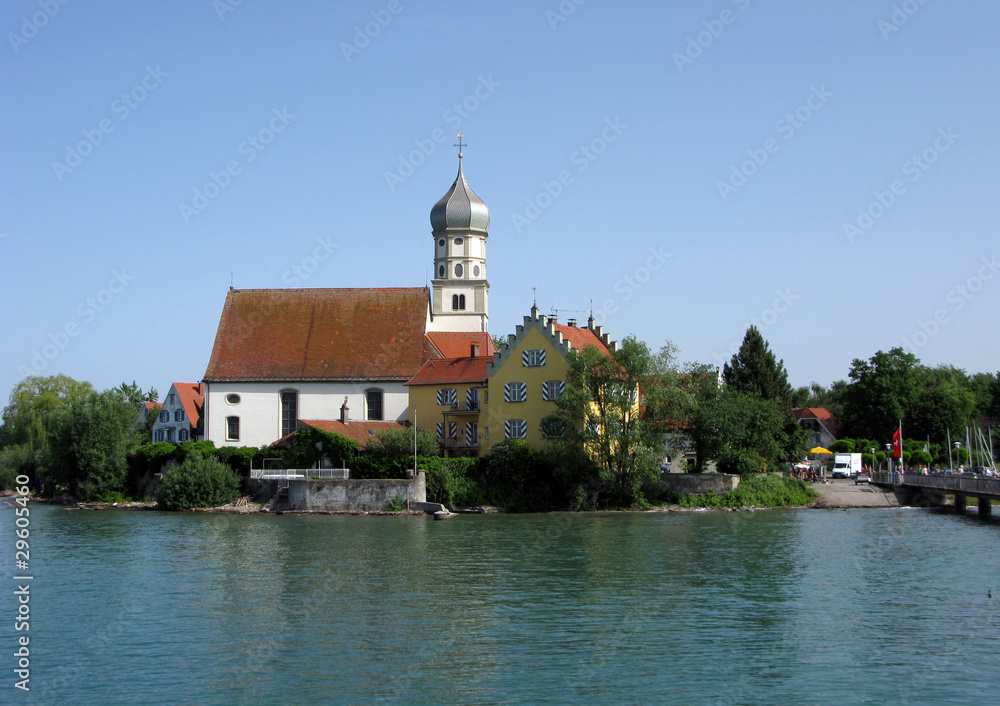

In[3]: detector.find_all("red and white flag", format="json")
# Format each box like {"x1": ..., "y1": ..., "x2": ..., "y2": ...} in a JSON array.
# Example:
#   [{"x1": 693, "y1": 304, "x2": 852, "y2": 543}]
[{"x1": 892, "y1": 427, "x2": 902, "y2": 458}]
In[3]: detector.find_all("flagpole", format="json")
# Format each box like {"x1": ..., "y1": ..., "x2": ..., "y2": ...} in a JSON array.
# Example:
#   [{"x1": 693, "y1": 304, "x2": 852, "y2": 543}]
[{"x1": 899, "y1": 419, "x2": 904, "y2": 474}]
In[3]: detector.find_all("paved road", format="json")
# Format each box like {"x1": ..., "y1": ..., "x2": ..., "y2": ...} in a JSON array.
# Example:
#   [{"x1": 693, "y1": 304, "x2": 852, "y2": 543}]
[{"x1": 810, "y1": 478, "x2": 899, "y2": 508}]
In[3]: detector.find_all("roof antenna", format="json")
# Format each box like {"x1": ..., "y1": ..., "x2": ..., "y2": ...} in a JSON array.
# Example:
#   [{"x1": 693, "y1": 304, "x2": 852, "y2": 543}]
[{"x1": 532, "y1": 286, "x2": 537, "y2": 307}]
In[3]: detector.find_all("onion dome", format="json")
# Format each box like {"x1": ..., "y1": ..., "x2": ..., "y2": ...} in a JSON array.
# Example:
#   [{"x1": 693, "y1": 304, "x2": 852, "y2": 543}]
[{"x1": 430, "y1": 160, "x2": 490, "y2": 233}]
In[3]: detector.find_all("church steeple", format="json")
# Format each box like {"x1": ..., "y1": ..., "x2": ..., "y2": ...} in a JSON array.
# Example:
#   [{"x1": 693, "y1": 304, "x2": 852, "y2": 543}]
[{"x1": 428, "y1": 136, "x2": 490, "y2": 333}]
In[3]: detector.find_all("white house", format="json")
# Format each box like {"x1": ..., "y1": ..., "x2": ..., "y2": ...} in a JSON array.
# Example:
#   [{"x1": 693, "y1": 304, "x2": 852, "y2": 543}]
[{"x1": 151, "y1": 382, "x2": 204, "y2": 442}]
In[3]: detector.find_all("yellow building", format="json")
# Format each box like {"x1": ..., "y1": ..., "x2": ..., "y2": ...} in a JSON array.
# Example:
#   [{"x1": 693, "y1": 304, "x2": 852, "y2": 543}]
[
  {"x1": 481, "y1": 306, "x2": 617, "y2": 453},
  {"x1": 406, "y1": 356, "x2": 489, "y2": 456},
  {"x1": 406, "y1": 306, "x2": 619, "y2": 455}
]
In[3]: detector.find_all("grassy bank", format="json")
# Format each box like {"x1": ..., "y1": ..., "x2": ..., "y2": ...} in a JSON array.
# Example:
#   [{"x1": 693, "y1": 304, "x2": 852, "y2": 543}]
[{"x1": 677, "y1": 473, "x2": 818, "y2": 509}]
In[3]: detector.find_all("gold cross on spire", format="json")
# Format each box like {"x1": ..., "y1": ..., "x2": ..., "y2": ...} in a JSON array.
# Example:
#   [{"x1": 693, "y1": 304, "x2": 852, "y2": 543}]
[{"x1": 454, "y1": 133, "x2": 466, "y2": 159}]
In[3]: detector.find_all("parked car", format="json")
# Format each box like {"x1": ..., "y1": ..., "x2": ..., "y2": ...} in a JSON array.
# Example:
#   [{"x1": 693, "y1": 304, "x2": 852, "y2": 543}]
[{"x1": 855, "y1": 473, "x2": 871, "y2": 485}]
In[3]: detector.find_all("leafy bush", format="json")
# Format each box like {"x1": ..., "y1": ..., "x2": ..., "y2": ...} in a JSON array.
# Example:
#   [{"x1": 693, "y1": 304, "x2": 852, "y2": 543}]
[
  {"x1": 0, "y1": 443, "x2": 36, "y2": 491},
  {"x1": 678, "y1": 473, "x2": 817, "y2": 509},
  {"x1": 156, "y1": 453, "x2": 241, "y2": 510},
  {"x1": 423, "y1": 456, "x2": 483, "y2": 507},
  {"x1": 285, "y1": 426, "x2": 359, "y2": 471},
  {"x1": 213, "y1": 446, "x2": 264, "y2": 477},
  {"x1": 386, "y1": 495, "x2": 407, "y2": 512}
]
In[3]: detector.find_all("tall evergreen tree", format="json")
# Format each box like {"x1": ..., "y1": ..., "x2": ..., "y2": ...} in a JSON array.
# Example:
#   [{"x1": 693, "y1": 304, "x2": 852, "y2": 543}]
[{"x1": 723, "y1": 326, "x2": 792, "y2": 404}]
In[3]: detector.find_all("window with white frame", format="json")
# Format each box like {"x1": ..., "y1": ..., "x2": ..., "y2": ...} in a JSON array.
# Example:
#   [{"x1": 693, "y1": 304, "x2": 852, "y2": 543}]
[
  {"x1": 174, "y1": 409, "x2": 186, "y2": 422},
  {"x1": 226, "y1": 416, "x2": 240, "y2": 441},
  {"x1": 522, "y1": 349, "x2": 546, "y2": 366},
  {"x1": 160, "y1": 410, "x2": 169, "y2": 423},
  {"x1": 365, "y1": 389, "x2": 383, "y2": 421},
  {"x1": 505, "y1": 419, "x2": 527, "y2": 439},
  {"x1": 542, "y1": 380, "x2": 565, "y2": 401},
  {"x1": 179, "y1": 429, "x2": 189, "y2": 441},
  {"x1": 437, "y1": 388, "x2": 458, "y2": 406},
  {"x1": 466, "y1": 388, "x2": 479, "y2": 411},
  {"x1": 280, "y1": 390, "x2": 298, "y2": 437},
  {"x1": 167, "y1": 393, "x2": 175, "y2": 405},
  {"x1": 504, "y1": 382, "x2": 527, "y2": 403}
]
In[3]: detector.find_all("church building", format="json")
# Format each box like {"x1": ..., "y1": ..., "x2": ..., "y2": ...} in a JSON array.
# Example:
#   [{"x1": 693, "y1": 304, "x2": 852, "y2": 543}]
[{"x1": 201, "y1": 152, "x2": 496, "y2": 449}]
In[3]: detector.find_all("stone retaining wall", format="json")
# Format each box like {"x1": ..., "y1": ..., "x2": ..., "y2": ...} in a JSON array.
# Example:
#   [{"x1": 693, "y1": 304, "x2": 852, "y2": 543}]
[
  {"x1": 282, "y1": 472, "x2": 426, "y2": 512},
  {"x1": 658, "y1": 473, "x2": 741, "y2": 497}
]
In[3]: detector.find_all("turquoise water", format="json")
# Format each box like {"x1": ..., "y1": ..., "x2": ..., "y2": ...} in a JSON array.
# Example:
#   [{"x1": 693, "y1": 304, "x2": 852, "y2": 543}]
[{"x1": 3, "y1": 504, "x2": 1000, "y2": 704}]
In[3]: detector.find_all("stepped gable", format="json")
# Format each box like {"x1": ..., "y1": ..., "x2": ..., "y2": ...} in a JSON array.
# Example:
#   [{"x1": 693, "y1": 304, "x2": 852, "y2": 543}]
[{"x1": 487, "y1": 306, "x2": 616, "y2": 375}]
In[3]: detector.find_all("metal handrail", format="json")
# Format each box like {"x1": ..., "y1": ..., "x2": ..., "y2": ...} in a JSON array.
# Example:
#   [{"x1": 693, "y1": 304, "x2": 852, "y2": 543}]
[{"x1": 250, "y1": 468, "x2": 350, "y2": 480}]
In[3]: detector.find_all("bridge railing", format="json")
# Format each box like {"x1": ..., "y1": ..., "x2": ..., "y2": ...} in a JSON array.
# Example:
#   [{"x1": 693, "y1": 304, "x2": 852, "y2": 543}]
[{"x1": 872, "y1": 472, "x2": 1000, "y2": 497}]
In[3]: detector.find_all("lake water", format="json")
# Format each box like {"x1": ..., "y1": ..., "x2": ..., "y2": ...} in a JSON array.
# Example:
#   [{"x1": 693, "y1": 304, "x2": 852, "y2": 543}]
[{"x1": 4, "y1": 503, "x2": 1000, "y2": 704}]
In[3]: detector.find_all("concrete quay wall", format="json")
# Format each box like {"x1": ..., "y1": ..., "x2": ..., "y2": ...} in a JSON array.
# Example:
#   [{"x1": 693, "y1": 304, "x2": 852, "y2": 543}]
[{"x1": 658, "y1": 473, "x2": 741, "y2": 497}]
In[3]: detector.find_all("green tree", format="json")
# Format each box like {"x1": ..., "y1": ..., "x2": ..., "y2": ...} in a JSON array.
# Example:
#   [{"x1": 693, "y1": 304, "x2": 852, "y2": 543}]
[
  {"x1": 690, "y1": 388, "x2": 802, "y2": 474},
  {"x1": 549, "y1": 336, "x2": 670, "y2": 506},
  {"x1": 45, "y1": 389, "x2": 143, "y2": 500},
  {"x1": 908, "y1": 366, "x2": 977, "y2": 443},
  {"x1": 112, "y1": 380, "x2": 158, "y2": 406},
  {"x1": 1, "y1": 375, "x2": 94, "y2": 452},
  {"x1": 841, "y1": 348, "x2": 920, "y2": 441},
  {"x1": 723, "y1": 326, "x2": 792, "y2": 403},
  {"x1": 789, "y1": 380, "x2": 848, "y2": 422}
]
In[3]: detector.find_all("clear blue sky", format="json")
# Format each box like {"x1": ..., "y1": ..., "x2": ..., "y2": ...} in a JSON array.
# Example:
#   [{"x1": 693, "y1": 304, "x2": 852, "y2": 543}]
[{"x1": 2, "y1": 0, "x2": 998, "y2": 403}]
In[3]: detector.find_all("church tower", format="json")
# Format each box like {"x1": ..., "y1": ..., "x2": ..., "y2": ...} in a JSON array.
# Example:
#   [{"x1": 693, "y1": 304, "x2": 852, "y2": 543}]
[{"x1": 428, "y1": 137, "x2": 489, "y2": 332}]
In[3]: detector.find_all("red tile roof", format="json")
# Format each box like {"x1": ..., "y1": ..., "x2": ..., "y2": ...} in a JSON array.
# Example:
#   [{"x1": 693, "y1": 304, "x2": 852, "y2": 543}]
[
  {"x1": 793, "y1": 407, "x2": 834, "y2": 423},
  {"x1": 425, "y1": 331, "x2": 497, "y2": 358},
  {"x1": 271, "y1": 419, "x2": 407, "y2": 450},
  {"x1": 406, "y1": 356, "x2": 491, "y2": 386},
  {"x1": 204, "y1": 288, "x2": 434, "y2": 382},
  {"x1": 554, "y1": 323, "x2": 612, "y2": 355},
  {"x1": 173, "y1": 382, "x2": 205, "y2": 428}
]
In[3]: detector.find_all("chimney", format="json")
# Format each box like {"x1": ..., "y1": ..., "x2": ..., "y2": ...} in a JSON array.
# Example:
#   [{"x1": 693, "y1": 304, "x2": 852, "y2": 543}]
[
  {"x1": 471, "y1": 343, "x2": 480, "y2": 357},
  {"x1": 567, "y1": 318, "x2": 577, "y2": 327},
  {"x1": 340, "y1": 396, "x2": 349, "y2": 424}
]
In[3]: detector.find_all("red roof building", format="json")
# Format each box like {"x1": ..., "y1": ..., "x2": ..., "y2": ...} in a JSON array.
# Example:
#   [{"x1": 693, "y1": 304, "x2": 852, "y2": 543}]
[{"x1": 152, "y1": 382, "x2": 205, "y2": 443}]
